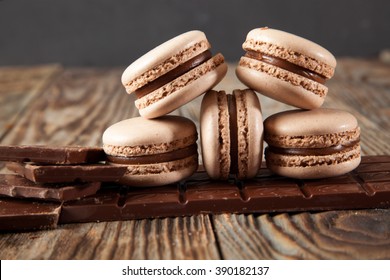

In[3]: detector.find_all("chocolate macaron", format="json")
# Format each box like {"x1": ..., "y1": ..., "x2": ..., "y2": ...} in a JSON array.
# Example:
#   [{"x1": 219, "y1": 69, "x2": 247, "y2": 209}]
[
  {"x1": 264, "y1": 108, "x2": 361, "y2": 179},
  {"x1": 102, "y1": 116, "x2": 198, "y2": 186},
  {"x1": 122, "y1": 30, "x2": 228, "y2": 119},
  {"x1": 236, "y1": 27, "x2": 336, "y2": 109},
  {"x1": 200, "y1": 89, "x2": 263, "y2": 180}
]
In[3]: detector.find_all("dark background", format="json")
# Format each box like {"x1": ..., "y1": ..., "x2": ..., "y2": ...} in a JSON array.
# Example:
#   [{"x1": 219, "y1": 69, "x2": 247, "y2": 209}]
[{"x1": 1, "y1": 0, "x2": 389, "y2": 66}]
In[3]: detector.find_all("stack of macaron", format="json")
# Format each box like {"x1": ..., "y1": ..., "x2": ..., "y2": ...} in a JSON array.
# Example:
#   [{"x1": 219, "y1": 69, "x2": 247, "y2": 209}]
[
  {"x1": 102, "y1": 30, "x2": 228, "y2": 186},
  {"x1": 102, "y1": 27, "x2": 361, "y2": 187},
  {"x1": 236, "y1": 27, "x2": 361, "y2": 179}
]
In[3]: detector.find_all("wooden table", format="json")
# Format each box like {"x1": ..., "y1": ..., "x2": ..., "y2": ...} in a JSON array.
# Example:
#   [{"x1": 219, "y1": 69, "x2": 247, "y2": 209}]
[{"x1": 0, "y1": 59, "x2": 389, "y2": 259}]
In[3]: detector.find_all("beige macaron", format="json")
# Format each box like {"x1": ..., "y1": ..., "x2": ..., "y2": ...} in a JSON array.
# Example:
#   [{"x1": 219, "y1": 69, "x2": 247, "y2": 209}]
[
  {"x1": 264, "y1": 108, "x2": 361, "y2": 179},
  {"x1": 102, "y1": 116, "x2": 198, "y2": 187},
  {"x1": 236, "y1": 27, "x2": 337, "y2": 109},
  {"x1": 122, "y1": 30, "x2": 227, "y2": 119},
  {"x1": 200, "y1": 89, "x2": 263, "y2": 180}
]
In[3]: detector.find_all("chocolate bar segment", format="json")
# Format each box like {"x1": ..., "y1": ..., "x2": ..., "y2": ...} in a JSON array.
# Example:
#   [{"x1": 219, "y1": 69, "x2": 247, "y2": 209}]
[
  {"x1": 242, "y1": 177, "x2": 306, "y2": 212},
  {"x1": 122, "y1": 184, "x2": 183, "y2": 219},
  {"x1": 0, "y1": 174, "x2": 101, "y2": 201},
  {"x1": 0, "y1": 198, "x2": 61, "y2": 231},
  {"x1": 6, "y1": 162, "x2": 127, "y2": 183},
  {"x1": 60, "y1": 185, "x2": 182, "y2": 223},
  {"x1": 185, "y1": 180, "x2": 243, "y2": 214},
  {"x1": 59, "y1": 188, "x2": 122, "y2": 223},
  {"x1": 59, "y1": 156, "x2": 390, "y2": 223},
  {"x1": 0, "y1": 145, "x2": 106, "y2": 164}
]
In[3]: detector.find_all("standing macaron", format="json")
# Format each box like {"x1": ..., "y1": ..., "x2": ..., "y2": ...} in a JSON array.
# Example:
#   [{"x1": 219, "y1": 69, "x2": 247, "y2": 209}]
[
  {"x1": 264, "y1": 108, "x2": 361, "y2": 179},
  {"x1": 200, "y1": 89, "x2": 263, "y2": 180},
  {"x1": 102, "y1": 116, "x2": 198, "y2": 187},
  {"x1": 236, "y1": 27, "x2": 336, "y2": 109},
  {"x1": 122, "y1": 30, "x2": 228, "y2": 119}
]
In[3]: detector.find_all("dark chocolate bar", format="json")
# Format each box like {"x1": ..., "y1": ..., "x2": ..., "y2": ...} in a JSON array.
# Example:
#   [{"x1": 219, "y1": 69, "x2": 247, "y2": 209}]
[
  {"x1": 6, "y1": 162, "x2": 127, "y2": 183},
  {"x1": 0, "y1": 145, "x2": 106, "y2": 164},
  {"x1": 0, "y1": 198, "x2": 61, "y2": 231},
  {"x1": 58, "y1": 188, "x2": 123, "y2": 223},
  {"x1": 0, "y1": 174, "x2": 101, "y2": 201},
  {"x1": 59, "y1": 156, "x2": 390, "y2": 224}
]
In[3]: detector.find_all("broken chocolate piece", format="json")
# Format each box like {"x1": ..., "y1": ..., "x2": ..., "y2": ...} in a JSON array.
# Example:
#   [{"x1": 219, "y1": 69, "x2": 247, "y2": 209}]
[
  {"x1": 0, "y1": 145, "x2": 106, "y2": 164},
  {"x1": 6, "y1": 162, "x2": 127, "y2": 183},
  {"x1": 59, "y1": 188, "x2": 123, "y2": 223},
  {"x1": 0, "y1": 198, "x2": 61, "y2": 231},
  {"x1": 0, "y1": 174, "x2": 101, "y2": 201}
]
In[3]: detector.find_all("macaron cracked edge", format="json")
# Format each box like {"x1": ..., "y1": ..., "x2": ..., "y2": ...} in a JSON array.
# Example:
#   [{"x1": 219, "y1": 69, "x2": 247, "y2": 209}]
[{"x1": 122, "y1": 30, "x2": 228, "y2": 119}]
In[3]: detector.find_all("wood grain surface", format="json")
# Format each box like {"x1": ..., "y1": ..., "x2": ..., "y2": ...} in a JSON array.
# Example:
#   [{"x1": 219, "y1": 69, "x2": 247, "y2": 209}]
[
  {"x1": 213, "y1": 210, "x2": 390, "y2": 259},
  {"x1": 0, "y1": 59, "x2": 389, "y2": 259}
]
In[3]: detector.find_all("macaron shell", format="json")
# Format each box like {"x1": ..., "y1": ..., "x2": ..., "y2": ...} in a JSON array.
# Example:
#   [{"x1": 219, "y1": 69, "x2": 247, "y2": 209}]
[
  {"x1": 200, "y1": 90, "x2": 230, "y2": 179},
  {"x1": 102, "y1": 116, "x2": 197, "y2": 156},
  {"x1": 121, "y1": 30, "x2": 210, "y2": 90},
  {"x1": 264, "y1": 108, "x2": 359, "y2": 137},
  {"x1": 264, "y1": 108, "x2": 361, "y2": 179},
  {"x1": 266, "y1": 149, "x2": 361, "y2": 179},
  {"x1": 243, "y1": 28, "x2": 337, "y2": 72},
  {"x1": 234, "y1": 89, "x2": 263, "y2": 178},
  {"x1": 138, "y1": 56, "x2": 227, "y2": 119},
  {"x1": 200, "y1": 89, "x2": 263, "y2": 180},
  {"x1": 236, "y1": 64, "x2": 325, "y2": 109},
  {"x1": 112, "y1": 155, "x2": 198, "y2": 187}
]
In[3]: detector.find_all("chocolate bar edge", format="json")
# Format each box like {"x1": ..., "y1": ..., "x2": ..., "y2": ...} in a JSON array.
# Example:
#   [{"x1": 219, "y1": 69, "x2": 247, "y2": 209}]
[
  {"x1": 0, "y1": 145, "x2": 106, "y2": 164},
  {"x1": 58, "y1": 155, "x2": 390, "y2": 224},
  {"x1": 1, "y1": 156, "x2": 389, "y2": 231}
]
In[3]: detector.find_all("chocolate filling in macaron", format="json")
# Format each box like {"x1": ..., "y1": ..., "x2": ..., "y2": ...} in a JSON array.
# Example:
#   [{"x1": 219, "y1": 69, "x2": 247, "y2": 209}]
[
  {"x1": 102, "y1": 116, "x2": 199, "y2": 187},
  {"x1": 236, "y1": 27, "x2": 336, "y2": 109},
  {"x1": 106, "y1": 144, "x2": 198, "y2": 165},
  {"x1": 244, "y1": 51, "x2": 327, "y2": 84},
  {"x1": 227, "y1": 94, "x2": 239, "y2": 175},
  {"x1": 264, "y1": 108, "x2": 361, "y2": 179},
  {"x1": 200, "y1": 89, "x2": 263, "y2": 180},
  {"x1": 267, "y1": 139, "x2": 360, "y2": 157},
  {"x1": 121, "y1": 30, "x2": 227, "y2": 119},
  {"x1": 134, "y1": 51, "x2": 212, "y2": 99}
]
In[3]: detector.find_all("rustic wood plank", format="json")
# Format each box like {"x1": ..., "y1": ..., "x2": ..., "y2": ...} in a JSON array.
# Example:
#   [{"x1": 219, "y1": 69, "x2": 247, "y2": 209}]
[
  {"x1": 0, "y1": 67, "x2": 130, "y2": 173},
  {"x1": 0, "y1": 67, "x2": 137, "y2": 146},
  {"x1": 0, "y1": 215, "x2": 220, "y2": 260},
  {"x1": 213, "y1": 210, "x2": 390, "y2": 259},
  {"x1": 0, "y1": 65, "x2": 62, "y2": 174},
  {"x1": 0, "y1": 64, "x2": 62, "y2": 140}
]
